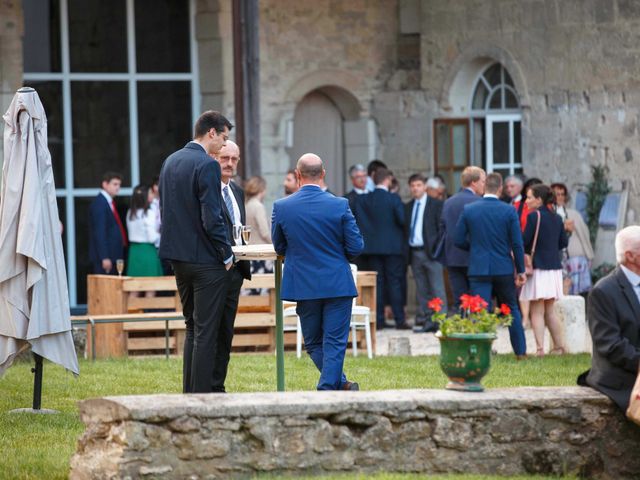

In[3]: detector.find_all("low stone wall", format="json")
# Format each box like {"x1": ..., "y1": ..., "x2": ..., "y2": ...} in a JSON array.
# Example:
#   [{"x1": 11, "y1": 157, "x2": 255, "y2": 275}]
[{"x1": 70, "y1": 387, "x2": 640, "y2": 479}]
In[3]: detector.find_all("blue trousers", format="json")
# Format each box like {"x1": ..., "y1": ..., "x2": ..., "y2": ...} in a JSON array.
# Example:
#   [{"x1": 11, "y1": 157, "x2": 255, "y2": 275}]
[
  {"x1": 296, "y1": 297, "x2": 352, "y2": 390},
  {"x1": 468, "y1": 274, "x2": 527, "y2": 356}
]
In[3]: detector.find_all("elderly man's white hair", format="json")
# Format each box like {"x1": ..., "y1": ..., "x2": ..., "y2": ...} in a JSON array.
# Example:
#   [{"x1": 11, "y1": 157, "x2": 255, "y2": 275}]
[
  {"x1": 426, "y1": 177, "x2": 443, "y2": 189},
  {"x1": 615, "y1": 225, "x2": 640, "y2": 264},
  {"x1": 505, "y1": 175, "x2": 523, "y2": 186}
]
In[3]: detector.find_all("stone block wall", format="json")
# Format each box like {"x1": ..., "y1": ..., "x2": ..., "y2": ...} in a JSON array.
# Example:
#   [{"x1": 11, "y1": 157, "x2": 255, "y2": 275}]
[{"x1": 70, "y1": 387, "x2": 640, "y2": 479}]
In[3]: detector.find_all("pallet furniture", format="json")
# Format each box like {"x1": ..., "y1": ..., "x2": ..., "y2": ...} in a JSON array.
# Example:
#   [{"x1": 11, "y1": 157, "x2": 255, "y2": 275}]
[{"x1": 85, "y1": 271, "x2": 376, "y2": 359}]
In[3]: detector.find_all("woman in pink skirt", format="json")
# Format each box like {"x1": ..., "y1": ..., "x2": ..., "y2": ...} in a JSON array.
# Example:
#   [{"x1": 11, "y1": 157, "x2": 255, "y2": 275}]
[{"x1": 520, "y1": 184, "x2": 569, "y2": 356}]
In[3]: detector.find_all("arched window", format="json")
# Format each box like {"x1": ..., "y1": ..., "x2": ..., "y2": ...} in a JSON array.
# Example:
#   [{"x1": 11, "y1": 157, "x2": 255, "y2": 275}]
[{"x1": 471, "y1": 63, "x2": 520, "y2": 112}]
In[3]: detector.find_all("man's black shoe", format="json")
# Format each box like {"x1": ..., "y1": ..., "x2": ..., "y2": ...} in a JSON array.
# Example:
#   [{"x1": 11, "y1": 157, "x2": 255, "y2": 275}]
[
  {"x1": 342, "y1": 381, "x2": 360, "y2": 391},
  {"x1": 396, "y1": 323, "x2": 412, "y2": 330},
  {"x1": 414, "y1": 324, "x2": 438, "y2": 333}
]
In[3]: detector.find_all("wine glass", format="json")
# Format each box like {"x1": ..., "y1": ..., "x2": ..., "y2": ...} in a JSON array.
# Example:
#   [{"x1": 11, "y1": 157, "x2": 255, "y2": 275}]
[
  {"x1": 116, "y1": 259, "x2": 125, "y2": 277},
  {"x1": 233, "y1": 224, "x2": 243, "y2": 245},
  {"x1": 242, "y1": 225, "x2": 252, "y2": 245}
]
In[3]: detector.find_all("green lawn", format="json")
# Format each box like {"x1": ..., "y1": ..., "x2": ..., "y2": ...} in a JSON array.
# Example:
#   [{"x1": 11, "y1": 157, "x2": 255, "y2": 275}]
[{"x1": 0, "y1": 353, "x2": 590, "y2": 480}]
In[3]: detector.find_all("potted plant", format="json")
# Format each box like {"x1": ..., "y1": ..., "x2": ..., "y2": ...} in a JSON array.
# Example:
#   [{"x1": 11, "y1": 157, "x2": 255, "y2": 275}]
[{"x1": 430, "y1": 295, "x2": 513, "y2": 392}]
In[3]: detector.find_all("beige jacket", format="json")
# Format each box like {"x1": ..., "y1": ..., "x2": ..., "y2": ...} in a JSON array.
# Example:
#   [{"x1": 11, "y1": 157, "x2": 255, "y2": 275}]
[
  {"x1": 245, "y1": 196, "x2": 271, "y2": 245},
  {"x1": 566, "y1": 208, "x2": 594, "y2": 260}
]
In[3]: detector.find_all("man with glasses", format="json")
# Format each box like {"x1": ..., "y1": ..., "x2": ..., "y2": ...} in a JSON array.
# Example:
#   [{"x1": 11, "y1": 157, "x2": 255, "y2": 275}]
[{"x1": 344, "y1": 164, "x2": 368, "y2": 213}]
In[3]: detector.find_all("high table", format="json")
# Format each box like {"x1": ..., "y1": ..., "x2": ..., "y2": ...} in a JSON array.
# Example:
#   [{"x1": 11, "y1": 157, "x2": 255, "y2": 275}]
[{"x1": 231, "y1": 244, "x2": 286, "y2": 391}]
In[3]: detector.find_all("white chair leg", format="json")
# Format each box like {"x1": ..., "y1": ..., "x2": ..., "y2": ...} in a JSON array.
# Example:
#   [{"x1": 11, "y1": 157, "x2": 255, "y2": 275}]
[
  {"x1": 296, "y1": 317, "x2": 302, "y2": 359},
  {"x1": 364, "y1": 314, "x2": 373, "y2": 359},
  {"x1": 351, "y1": 324, "x2": 358, "y2": 357}
]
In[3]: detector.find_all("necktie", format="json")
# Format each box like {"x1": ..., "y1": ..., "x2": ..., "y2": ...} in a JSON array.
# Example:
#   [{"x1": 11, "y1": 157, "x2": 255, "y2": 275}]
[
  {"x1": 111, "y1": 200, "x2": 128, "y2": 247},
  {"x1": 410, "y1": 200, "x2": 420, "y2": 245},
  {"x1": 223, "y1": 185, "x2": 236, "y2": 225}
]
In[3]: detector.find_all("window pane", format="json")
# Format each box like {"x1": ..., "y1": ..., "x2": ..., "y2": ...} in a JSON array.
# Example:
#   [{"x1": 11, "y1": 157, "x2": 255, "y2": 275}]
[
  {"x1": 71, "y1": 82, "x2": 130, "y2": 188},
  {"x1": 491, "y1": 122, "x2": 510, "y2": 165},
  {"x1": 452, "y1": 124, "x2": 468, "y2": 166},
  {"x1": 452, "y1": 171, "x2": 462, "y2": 193},
  {"x1": 23, "y1": 0, "x2": 61, "y2": 72},
  {"x1": 483, "y1": 63, "x2": 502, "y2": 87},
  {"x1": 28, "y1": 81, "x2": 65, "y2": 187},
  {"x1": 514, "y1": 121, "x2": 521, "y2": 165},
  {"x1": 489, "y1": 89, "x2": 503, "y2": 109},
  {"x1": 504, "y1": 69, "x2": 515, "y2": 87},
  {"x1": 137, "y1": 82, "x2": 192, "y2": 184},
  {"x1": 68, "y1": 0, "x2": 127, "y2": 72},
  {"x1": 74, "y1": 197, "x2": 91, "y2": 305},
  {"x1": 472, "y1": 80, "x2": 488, "y2": 110},
  {"x1": 135, "y1": 0, "x2": 190, "y2": 73},
  {"x1": 435, "y1": 122, "x2": 451, "y2": 168},
  {"x1": 505, "y1": 88, "x2": 519, "y2": 109}
]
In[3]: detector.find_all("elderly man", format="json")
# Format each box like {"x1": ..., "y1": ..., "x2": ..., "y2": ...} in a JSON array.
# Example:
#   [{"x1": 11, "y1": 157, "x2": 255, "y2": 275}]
[
  {"x1": 344, "y1": 164, "x2": 367, "y2": 212},
  {"x1": 578, "y1": 226, "x2": 640, "y2": 412},
  {"x1": 209, "y1": 140, "x2": 251, "y2": 392},
  {"x1": 272, "y1": 154, "x2": 364, "y2": 390}
]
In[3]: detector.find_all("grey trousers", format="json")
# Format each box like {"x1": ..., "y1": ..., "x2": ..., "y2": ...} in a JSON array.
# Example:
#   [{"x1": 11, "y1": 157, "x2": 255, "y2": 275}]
[{"x1": 410, "y1": 249, "x2": 448, "y2": 324}]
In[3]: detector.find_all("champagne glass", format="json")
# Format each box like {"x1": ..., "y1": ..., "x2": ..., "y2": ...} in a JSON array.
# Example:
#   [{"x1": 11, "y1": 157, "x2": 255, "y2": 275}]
[
  {"x1": 233, "y1": 224, "x2": 243, "y2": 245},
  {"x1": 242, "y1": 225, "x2": 252, "y2": 245},
  {"x1": 116, "y1": 259, "x2": 125, "y2": 277}
]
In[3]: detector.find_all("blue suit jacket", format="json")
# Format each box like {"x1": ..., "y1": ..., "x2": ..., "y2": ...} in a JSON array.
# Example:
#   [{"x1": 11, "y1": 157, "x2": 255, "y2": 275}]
[
  {"x1": 440, "y1": 188, "x2": 481, "y2": 267},
  {"x1": 272, "y1": 185, "x2": 364, "y2": 301},
  {"x1": 454, "y1": 196, "x2": 525, "y2": 276},
  {"x1": 159, "y1": 142, "x2": 232, "y2": 264},
  {"x1": 88, "y1": 193, "x2": 124, "y2": 269},
  {"x1": 353, "y1": 188, "x2": 404, "y2": 255}
]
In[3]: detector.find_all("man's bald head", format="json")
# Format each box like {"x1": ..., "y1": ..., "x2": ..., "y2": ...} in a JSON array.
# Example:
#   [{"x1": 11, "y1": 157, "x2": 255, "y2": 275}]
[{"x1": 296, "y1": 153, "x2": 325, "y2": 183}]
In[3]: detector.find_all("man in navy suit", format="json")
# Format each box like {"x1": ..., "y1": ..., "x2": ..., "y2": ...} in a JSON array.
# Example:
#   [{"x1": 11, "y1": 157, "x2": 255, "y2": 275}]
[
  {"x1": 159, "y1": 110, "x2": 234, "y2": 393},
  {"x1": 404, "y1": 174, "x2": 446, "y2": 333},
  {"x1": 440, "y1": 166, "x2": 485, "y2": 309},
  {"x1": 454, "y1": 172, "x2": 527, "y2": 357},
  {"x1": 272, "y1": 153, "x2": 364, "y2": 390},
  {"x1": 88, "y1": 172, "x2": 127, "y2": 274},
  {"x1": 209, "y1": 139, "x2": 251, "y2": 392},
  {"x1": 344, "y1": 164, "x2": 367, "y2": 213},
  {"x1": 354, "y1": 167, "x2": 409, "y2": 329}
]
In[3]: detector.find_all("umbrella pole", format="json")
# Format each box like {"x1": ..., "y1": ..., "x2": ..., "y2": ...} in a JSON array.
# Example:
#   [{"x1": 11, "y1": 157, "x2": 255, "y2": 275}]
[{"x1": 32, "y1": 353, "x2": 43, "y2": 410}]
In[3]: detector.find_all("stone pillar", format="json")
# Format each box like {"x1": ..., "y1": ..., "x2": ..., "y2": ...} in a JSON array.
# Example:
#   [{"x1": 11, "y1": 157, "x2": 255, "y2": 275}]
[
  {"x1": 554, "y1": 295, "x2": 591, "y2": 354},
  {"x1": 0, "y1": 1, "x2": 24, "y2": 175}
]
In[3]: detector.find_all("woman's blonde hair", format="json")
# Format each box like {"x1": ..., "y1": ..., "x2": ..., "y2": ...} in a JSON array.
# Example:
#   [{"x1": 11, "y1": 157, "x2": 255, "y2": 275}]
[{"x1": 244, "y1": 176, "x2": 267, "y2": 199}]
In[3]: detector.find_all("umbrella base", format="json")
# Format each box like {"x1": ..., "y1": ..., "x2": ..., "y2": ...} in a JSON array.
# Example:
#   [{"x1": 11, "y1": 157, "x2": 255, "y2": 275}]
[{"x1": 8, "y1": 408, "x2": 59, "y2": 414}]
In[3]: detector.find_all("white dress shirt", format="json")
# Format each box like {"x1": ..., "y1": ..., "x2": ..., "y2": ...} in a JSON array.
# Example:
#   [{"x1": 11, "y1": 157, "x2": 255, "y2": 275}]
[
  {"x1": 620, "y1": 264, "x2": 640, "y2": 305},
  {"x1": 221, "y1": 180, "x2": 242, "y2": 226},
  {"x1": 409, "y1": 193, "x2": 427, "y2": 248},
  {"x1": 126, "y1": 209, "x2": 160, "y2": 244}
]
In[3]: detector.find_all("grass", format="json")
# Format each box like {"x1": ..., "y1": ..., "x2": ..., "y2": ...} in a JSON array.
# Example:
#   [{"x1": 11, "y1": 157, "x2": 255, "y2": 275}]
[{"x1": 0, "y1": 353, "x2": 590, "y2": 480}]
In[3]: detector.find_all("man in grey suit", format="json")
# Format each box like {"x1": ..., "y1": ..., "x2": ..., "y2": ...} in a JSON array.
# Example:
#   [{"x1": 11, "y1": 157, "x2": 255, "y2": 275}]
[{"x1": 579, "y1": 225, "x2": 640, "y2": 412}]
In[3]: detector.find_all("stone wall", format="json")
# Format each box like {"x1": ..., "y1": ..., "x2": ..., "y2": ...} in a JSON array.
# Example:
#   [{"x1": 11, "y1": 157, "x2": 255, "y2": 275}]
[{"x1": 70, "y1": 387, "x2": 640, "y2": 479}]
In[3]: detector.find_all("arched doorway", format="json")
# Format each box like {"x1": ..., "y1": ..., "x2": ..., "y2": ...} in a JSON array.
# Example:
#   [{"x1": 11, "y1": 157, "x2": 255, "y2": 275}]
[{"x1": 291, "y1": 90, "x2": 345, "y2": 194}]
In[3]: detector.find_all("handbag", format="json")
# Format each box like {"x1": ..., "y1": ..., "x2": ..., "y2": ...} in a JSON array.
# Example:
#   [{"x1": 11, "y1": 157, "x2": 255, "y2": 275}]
[
  {"x1": 627, "y1": 368, "x2": 640, "y2": 426},
  {"x1": 524, "y1": 210, "x2": 541, "y2": 276}
]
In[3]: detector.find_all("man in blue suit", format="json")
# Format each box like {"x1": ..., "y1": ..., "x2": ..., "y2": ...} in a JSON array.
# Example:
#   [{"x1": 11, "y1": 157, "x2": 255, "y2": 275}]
[
  {"x1": 89, "y1": 172, "x2": 127, "y2": 274},
  {"x1": 272, "y1": 153, "x2": 364, "y2": 391},
  {"x1": 454, "y1": 172, "x2": 527, "y2": 357},
  {"x1": 159, "y1": 110, "x2": 234, "y2": 393},
  {"x1": 440, "y1": 166, "x2": 485, "y2": 309},
  {"x1": 354, "y1": 167, "x2": 408, "y2": 329}
]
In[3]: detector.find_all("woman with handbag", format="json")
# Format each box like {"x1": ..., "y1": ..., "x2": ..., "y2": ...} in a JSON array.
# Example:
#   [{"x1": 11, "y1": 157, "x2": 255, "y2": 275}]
[{"x1": 520, "y1": 184, "x2": 569, "y2": 356}]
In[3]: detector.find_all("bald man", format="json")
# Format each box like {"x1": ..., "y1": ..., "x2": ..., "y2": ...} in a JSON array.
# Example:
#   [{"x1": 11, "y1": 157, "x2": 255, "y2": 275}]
[
  {"x1": 272, "y1": 154, "x2": 364, "y2": 390},
  {"x1": 208, "y1": 140, "x2": 251, "y2": 392}
]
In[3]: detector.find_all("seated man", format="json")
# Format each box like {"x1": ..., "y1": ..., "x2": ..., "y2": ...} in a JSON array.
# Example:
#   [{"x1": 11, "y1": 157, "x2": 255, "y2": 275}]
[{"x1": 578, "y1": 225, "x2": 640, "y2": 412}]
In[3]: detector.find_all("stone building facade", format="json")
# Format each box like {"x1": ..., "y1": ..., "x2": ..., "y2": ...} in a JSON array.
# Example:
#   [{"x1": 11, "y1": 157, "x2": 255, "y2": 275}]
[{"x1": 2, "y1": 0, "x2": 638, "y2": 304}]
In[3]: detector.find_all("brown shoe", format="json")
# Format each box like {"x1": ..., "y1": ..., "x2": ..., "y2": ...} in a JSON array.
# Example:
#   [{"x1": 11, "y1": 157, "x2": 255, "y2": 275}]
[{"x1": 342, "y1": 381, "x2": 360, "y2": 391}]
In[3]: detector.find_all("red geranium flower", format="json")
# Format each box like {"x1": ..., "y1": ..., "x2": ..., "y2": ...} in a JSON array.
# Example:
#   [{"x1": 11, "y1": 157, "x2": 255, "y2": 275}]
[
  {"x1": 460, "y1": 294, "x2": 473, "y2": 310},
  {"x1": 469, "y1": 296, "x2": 488, "y2": 313},
  {"x1": 499, "y1": 303, "x2": 511, "y2": 315},
  {"x1": 428, "y1": 297, "x2": 443, "y2": 312}
]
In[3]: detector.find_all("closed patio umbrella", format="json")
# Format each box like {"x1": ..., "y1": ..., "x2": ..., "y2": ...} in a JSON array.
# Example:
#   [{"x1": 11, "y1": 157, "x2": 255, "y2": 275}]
[{"x1": 0, "y1": 87, "x2": 79, "y2": 381}]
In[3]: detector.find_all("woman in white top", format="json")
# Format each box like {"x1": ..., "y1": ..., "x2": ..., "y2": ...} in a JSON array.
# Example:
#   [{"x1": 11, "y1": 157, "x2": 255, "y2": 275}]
[
  {"x1": 126, "y1": 184, "x2": 162, "y2": 277},
  {"x1": 244, "y1": 176, "x2": 272, "y2": 295}
]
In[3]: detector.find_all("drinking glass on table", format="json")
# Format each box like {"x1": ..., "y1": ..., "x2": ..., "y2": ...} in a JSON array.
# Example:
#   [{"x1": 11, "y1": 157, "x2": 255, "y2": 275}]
[
  {"x1": 242, "y1": 225, "x2": 252, "y2": 245},
  {"x1": 233, "y1": 224, "x2": 243, "y2": 245},
  {"x1": 116, "y1": 259, "x2": 125, "y2": 277}
]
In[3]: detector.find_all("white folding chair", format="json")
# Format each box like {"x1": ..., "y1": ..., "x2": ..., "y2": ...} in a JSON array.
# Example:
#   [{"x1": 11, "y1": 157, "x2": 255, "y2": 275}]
[
  {"x1": 283, "y1": 304, "x2": 303, "y2": 359},
  {"x1": 349, "y1": 264, "x2": 373, "y2": 359}
]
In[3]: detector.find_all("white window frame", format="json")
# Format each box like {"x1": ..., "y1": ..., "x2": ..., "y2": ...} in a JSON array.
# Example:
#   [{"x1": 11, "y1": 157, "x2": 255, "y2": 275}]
[
  {"x1": 485, "y1": 113, "x2": 522, "y2": 175},
  {"x1": 23, "y1": 0, "x2": 200, "y2": 307}
]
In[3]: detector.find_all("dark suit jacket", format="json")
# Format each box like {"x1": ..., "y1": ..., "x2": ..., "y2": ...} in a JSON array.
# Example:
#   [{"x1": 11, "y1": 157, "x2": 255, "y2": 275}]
[
  {"x1": 272, "y1": 185, "x2": 364, "y2": 301},
  {"x1": 454, "y1": 196, "x2": 525, "y2": 276},
  {"x1": 584, "y1": 267, "x2": 640, "y2": 411},
  {"x1": 440, "y1": 188, "x2": 481, "y2": 267},
  {"x1": 222, "y1": 181, "x2": 251, "y2": 280},
  {"x1": 158, "y1": 142, "x2": 232, "y2": 264},
  {"x1": 88, "y1": 193, "x2": 124, "y2": 270},
  {"x1": 344, "y1": 189, "x2": 360, "y2": 214},
  {"x1": 404, "y1": 196, "x2": 443, "y2": 261},
  {"x1": 522, "y1": 206, "x2": 568, "y2": 270},
  {"x1": 353, "y1": 188, "x2": 404, "y2": 255}
]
